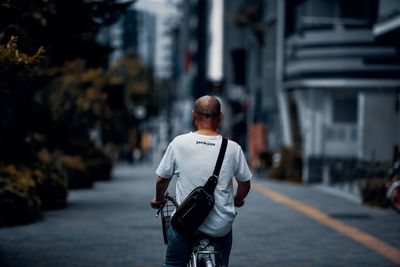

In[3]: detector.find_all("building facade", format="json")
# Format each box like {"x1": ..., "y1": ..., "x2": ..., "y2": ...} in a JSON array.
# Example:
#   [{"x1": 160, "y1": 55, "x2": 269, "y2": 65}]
[
  {"x1": 170, "y1": 0, "x2": 400, "y2": 186},
  {"x1": 283, "y1": 0, "x2": 400, "y2": 183}
]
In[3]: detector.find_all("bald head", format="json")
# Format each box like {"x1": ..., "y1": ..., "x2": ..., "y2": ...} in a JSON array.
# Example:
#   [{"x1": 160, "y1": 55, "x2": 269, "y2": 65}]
[{"x1": 193, "y1": 95, "x2": 221, "y2": 120}]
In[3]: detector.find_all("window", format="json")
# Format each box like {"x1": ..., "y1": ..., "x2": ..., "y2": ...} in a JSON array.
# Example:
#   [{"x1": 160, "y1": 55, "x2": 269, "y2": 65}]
[
  {"x1": 333, "y1": 97, "x2": 358, "y2": 123},
  {"x1": 292, "y1": 0, "x2": 374, "y2": 32},
  {"x1": 231, "y1": 49, "x2": 247, "y2": 85}
]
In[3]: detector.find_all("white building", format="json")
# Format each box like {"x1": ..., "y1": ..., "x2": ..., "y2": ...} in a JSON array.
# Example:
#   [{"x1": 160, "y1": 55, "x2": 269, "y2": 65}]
[{"x1": 283, "y1": 0, "x2": 400, "y2": 183}]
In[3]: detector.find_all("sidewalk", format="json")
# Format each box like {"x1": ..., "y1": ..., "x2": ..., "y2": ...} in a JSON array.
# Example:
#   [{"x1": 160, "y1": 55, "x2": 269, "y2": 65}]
[
  {"x1": 0, "y1": 163, "x2": 165, "y2": 267},
  {"x1": 252, "y1": 175, "x2": 400, "y2": 249},
  {"x1": 0, "y1": 163, "x2": 398, "y2": 267},
  {"x1": 231, "y1": 174, "x2": 400, "y2": 266}
]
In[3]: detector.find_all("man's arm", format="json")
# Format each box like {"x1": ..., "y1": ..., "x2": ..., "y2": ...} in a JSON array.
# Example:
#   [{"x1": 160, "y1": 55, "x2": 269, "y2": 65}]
[
  {"x1": 234, "y1": 180, "x2": 251, "y2": 207},
  {"x1": 150, "y1": 176, "x2": 171, "y2": 209}
]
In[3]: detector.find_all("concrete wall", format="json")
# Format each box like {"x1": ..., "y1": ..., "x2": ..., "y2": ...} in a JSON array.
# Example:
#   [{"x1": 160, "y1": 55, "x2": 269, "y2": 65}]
[
  {"x1": 360, "y1": 92, "x2": 399, "y2": 161},
  {"x1": 294, "y1": 89, "x2": 360, "y2": 159},
  {"x1": 378, "y1": 0, "x2": 400, "y2": 17}
]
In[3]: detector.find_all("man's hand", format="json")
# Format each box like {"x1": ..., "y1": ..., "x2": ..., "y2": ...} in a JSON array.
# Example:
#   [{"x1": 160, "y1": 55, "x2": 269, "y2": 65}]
[
  {"x1": 234, "y1": 196, "x2": 245, "y2": 207},
  {"x1": 234, "y1": 180, "x2": 250, "y2": 208},
  {"x1": 150, "y1": 197, "x2": 165, "y2": 209},
  {"x1": 151, "y1": 176, "x2": 171, "y2": 209}
]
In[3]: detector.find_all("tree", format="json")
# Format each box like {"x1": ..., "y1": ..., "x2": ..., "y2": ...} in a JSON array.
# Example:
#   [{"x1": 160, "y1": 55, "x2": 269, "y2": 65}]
[
  {"x1": 0, "y1": 0, "x2": 135, "y2": 66},
  {"x1": 0, "y1": 36, "x2": 45, "y2": 163},
  {"x1": 0, "y1": 0, "x2": 136, "y2": 162},
  {"x1": 0, "y1": 0, "x2": 142, "y2": 226}
]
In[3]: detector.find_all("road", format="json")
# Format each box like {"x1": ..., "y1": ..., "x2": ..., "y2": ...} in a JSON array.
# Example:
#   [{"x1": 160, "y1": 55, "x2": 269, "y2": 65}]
[{"x1": 0, "y1": 163, "x2": 399, "y2": 267}]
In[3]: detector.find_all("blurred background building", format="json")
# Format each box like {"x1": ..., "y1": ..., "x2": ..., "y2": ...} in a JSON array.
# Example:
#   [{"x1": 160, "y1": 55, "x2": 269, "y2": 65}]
[
  {"x1": 284, "y1": 0, "x2": 400, "y2": 185},
  {"x1": 169, "y1": 0, "x2": 399, "y2": 196},
  {"x1": 97, "y1": 0, "x2": 400, "y2": 198}
]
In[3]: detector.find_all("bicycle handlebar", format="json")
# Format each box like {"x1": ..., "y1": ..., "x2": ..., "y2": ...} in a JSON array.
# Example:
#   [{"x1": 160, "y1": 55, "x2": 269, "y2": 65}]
[{"x1": 156, "y1": 193, "x2": 178, "y2": 217}]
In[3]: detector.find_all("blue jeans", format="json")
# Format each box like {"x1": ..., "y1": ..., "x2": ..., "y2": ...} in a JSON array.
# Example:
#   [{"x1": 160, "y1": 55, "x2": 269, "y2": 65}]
[{"x1": 164, "y1": 226, "x2": 232, "y2": 267}]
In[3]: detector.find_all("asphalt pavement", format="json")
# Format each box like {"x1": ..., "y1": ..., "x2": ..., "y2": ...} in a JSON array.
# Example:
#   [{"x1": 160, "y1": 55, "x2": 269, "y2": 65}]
[{"x1": 0, "y1": 163, "x2": 399, "y2": 267}]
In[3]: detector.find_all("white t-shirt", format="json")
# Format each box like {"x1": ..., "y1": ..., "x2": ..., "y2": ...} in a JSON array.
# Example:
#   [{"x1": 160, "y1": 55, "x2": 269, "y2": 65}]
[{"x1": 156, "y1": 132, "x2": 252, "y2": 236}]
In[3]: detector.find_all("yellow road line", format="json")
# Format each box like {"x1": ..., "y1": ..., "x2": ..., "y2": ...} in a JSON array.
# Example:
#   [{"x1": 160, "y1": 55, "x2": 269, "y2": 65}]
[{"x1": 253, "y1": 182, "x2": 400, "y2": 265}]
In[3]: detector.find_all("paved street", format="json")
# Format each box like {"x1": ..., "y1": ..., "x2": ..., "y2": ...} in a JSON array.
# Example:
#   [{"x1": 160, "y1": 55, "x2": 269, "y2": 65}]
[{"x1": 0, "y1": 163, "x2": 399, "y2": 267}]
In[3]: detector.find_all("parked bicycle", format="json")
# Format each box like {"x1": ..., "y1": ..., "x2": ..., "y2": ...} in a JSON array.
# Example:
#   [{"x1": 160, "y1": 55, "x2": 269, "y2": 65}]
[
  {"x1": 156, "y1": 192, "x2": 222, "y2": 267},
  {"x1": 386, "y1": 160, "x2": 400, "y2": 212}
]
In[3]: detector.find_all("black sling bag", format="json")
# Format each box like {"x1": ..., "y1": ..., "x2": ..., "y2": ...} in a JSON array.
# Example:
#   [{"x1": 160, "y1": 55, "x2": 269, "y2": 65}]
[{"x1": 171, "y1": 137, "x2": 228, "y2": 237}]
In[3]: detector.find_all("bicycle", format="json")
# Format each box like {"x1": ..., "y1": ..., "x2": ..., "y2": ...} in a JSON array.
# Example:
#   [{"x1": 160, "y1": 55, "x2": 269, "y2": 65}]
[
  {"x1": 156, "y1": 192, "x2": 222, "y2": 267},
  {"x1": 386, "y1": 160, "x2": 400, "y2": 212}
]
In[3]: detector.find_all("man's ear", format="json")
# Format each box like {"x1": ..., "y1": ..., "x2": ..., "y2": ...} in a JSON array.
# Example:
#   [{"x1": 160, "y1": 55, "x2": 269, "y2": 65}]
[
  {"x1": 215, "y1": 112, "x2": 222, "y2": 128},
  {"x1": 192, "y1": 110, "x2": 195, "y2": 121},
  {"x1": 217, "y1": 112, "x2": 222, "y2": 122}
]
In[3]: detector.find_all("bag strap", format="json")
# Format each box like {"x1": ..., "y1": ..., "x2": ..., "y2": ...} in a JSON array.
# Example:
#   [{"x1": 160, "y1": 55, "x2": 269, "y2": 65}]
[{"x1": 212, "y1": 137, "x2": 228, "y2": 177}]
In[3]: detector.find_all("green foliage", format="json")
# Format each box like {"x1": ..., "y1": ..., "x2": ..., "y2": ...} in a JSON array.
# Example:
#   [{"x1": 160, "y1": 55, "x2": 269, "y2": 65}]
[
  {"x1": 42, "y1": 59, "x2": 113, "y2": 149},
  {"x1": 0, "y1": 35, "x2": 44, "y2": 64},
  {"x1": 58, "y1": 154, "x2": 92, "y2": 190},
  {"x1": 361, "y1": 177, "x2": 388, "y2": 208},
  {"x1": 0, "y1": 36, "x2": 47, "y2": 164},
  {"x1": 65, "y1": 140, "x2": 113, "y2": 182},
  {"x1": 360, "y1": 162, "x2": 392, "y2": 208},
  {"x1": 36, "y1": 151, "x2": 69, "y2": 209},
  {"x1": 37, "y1": 142, "x2": 113, "y2": 190},
  {"x1": 40, "y1": 58, "x2": 139, "y2": 149},
  {"x1": 270, "y1": 146, "x2": 303, "y2": 183},
  {"x1": 0, "y1": 0, "x2": 134, "y2": 66},
  {"x1": 109, "y1": 51, "x2": 160, "y2": 118},
  {"x1": 0, "y1": 165, "x2": 41, "y2": 227},
  {"x1": 0, "y1": 1, "x2": 154, "y2": 164},
  {"x1": 0, "y1": 0, "x2": 160, "y2": 227}
]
